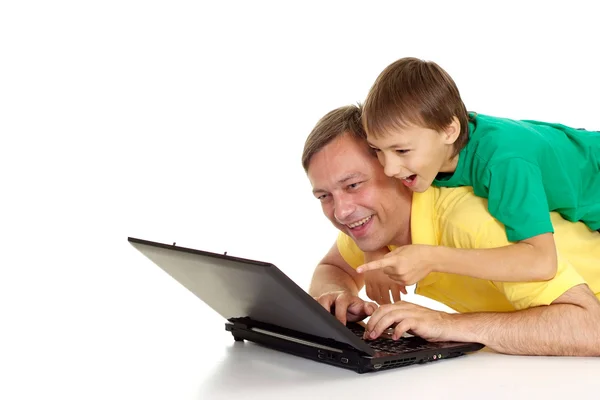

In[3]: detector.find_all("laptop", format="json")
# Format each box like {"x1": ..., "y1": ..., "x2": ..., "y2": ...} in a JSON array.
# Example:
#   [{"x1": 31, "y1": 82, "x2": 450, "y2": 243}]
[{"x1": 128, "y1": 237, "x2": 484, "y2": 373}]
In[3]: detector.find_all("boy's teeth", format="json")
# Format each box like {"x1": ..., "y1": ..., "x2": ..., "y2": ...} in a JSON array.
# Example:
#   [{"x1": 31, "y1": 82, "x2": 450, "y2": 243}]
[{"x1": 348, "y1": 215, "x2": 371, "y2": 228}]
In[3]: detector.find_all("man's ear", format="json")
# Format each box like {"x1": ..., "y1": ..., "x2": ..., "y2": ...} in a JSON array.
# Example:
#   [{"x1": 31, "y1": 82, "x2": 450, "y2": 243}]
[{"x1": 441, "y1": 116, "x2": 460, "y2": 145}]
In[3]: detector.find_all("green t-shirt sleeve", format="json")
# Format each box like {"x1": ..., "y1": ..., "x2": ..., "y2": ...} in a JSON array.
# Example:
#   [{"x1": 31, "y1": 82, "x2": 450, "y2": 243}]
[{"x1": 486, "y1": 158, "x2": 554, "y2": 241}]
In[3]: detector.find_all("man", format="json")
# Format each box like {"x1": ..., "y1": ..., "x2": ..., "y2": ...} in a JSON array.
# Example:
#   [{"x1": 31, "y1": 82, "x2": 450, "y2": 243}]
[{"x1": 302, "y1": 104, "x2": 600, "y2": 356}]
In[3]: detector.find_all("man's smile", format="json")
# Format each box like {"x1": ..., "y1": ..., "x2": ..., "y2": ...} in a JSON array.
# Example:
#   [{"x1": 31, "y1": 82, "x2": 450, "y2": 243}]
[{"x1": 347, "y1": 215, "x2": 373, "y2": 229}]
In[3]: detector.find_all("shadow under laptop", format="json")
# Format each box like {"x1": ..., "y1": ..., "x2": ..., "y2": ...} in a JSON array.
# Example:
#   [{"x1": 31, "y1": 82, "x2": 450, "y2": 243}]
[
  {"x1": 198, "y1": 341, "x2": 349, "y2": 391},
  {"x1": 198, "y1": 338, "x2": 472, "y2": 397}
]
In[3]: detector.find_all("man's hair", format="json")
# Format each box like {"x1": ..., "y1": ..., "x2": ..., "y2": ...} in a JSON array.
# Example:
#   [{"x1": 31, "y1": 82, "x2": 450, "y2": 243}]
[
  {"x1": 362, "y1": 57, "x2": 469, "y2": 156},
  {"x1": 302, "y1": 104, "x2": 367, "y2": 171}
]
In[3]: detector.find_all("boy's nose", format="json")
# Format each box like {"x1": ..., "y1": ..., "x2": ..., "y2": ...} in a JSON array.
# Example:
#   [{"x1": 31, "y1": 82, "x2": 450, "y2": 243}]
[{"x1": 383, "y1": 161, "x2": 403, "y2": 178}]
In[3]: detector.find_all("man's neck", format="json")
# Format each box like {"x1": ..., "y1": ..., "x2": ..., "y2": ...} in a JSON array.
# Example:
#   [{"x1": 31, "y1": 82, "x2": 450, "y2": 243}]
[{"x1": 388, "y1": 194, "x2": 413, "y2": 247}]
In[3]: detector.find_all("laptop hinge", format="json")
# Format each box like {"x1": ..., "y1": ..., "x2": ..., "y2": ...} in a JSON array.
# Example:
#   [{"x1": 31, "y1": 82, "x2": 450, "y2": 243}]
[
  {"x1": 226, "y1": 317, "x2": 372, "y2": 357},
  {"x1": 250, "y1": 327, "x2": 344, "y2": 353}
]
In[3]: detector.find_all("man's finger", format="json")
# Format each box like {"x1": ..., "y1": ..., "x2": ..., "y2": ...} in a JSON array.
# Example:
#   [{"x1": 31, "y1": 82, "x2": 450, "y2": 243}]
[
  {"x1": 366, "y1": 285, "x2": 380, "y2": 303},
  {"x1": 392, "y1": 288, "x2": 402, "y2": 303},
  {"x1": 346, "y1": 298, "x2": 374, "y2": 317},
  {"x1": 334, "y1": 295, "x2": 351, "y2": 325},
  {"x1": 392, "y1": 319, "x2": 415, "y2": 340},
  {"x1": 316, "y1": 294, "x2": 335, "y2": 312},
  {"x1": 364, "y1": 301, "x2": 377, "y2": 316},
  {"x1": 364, "y1": 305, "x2": 391, "y2": 336},
  {"x1": 378, "y1": 286, "x2": 392, "y2": 304},
  {"x1": 356, "y1": 259, "x2": 391, "y2": 273},
  {"x1": 367, "y1": 309, "x2": 405, "y2": 339}
]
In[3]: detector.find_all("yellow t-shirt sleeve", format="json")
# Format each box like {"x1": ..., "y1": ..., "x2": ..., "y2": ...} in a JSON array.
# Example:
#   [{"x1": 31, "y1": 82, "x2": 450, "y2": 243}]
[
  {"x1": 335, "y1": 232, "x2": 365, "y2": 269},
  {"x1": 493, "y1": 255, "x2": 586, "y2": 310}
]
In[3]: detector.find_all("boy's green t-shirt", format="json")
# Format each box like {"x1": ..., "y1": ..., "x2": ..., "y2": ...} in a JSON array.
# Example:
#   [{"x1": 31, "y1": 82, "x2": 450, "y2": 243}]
[{"x1": 433, "y1": 113, "x2": 600, "y2": 241}]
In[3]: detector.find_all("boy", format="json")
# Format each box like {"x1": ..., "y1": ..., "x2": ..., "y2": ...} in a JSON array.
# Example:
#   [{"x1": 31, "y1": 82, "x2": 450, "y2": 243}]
[{"x1": 356, "y1": 57, "x2": 600, "y2": 303}]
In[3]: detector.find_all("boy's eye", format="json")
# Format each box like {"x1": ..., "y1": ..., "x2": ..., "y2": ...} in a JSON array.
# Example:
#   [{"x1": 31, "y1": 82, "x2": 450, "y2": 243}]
[{"x1": 395, "y1": 149, "x2": 410, "y2": 154}]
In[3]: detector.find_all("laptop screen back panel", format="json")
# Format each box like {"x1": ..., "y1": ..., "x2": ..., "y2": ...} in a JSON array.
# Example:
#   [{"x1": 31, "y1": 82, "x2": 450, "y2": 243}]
[{"x1": 128, "y1": 237, "x2": 374, "y2": 354}]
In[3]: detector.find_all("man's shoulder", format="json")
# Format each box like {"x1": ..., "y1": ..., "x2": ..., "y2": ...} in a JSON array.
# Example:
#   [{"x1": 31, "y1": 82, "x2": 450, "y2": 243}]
[
  {"x1": 436, "y1": 186, "x2": 493, "y2": 220},
  {"x1": 335, "y1": 232, "x2": 364, "y2": 269},
  {"x1": 434, "y1": 186, "x2": 504, "y2": 243}
]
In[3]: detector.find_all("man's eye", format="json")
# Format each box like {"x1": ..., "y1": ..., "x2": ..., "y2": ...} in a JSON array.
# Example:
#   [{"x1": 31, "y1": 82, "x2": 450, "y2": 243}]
[
  {"x1": 348, "y1": 182, "x2": 361, "y2": 190},
  {"x1": 370, "y1": 147, "x2": 381, "y2": 153},
  {"x1": 396, "y1": 149, "x2": 410, "y2": 154},
  {"x1": 317, "y1": 194, "x2": 328, "y2": 201}
]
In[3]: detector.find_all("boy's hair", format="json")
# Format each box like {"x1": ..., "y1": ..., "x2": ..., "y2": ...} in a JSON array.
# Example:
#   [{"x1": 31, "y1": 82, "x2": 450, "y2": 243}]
[
  {"x1": 302, "y1": 104, "x2": 367, "y2": 172},
  {"x1": 362, "y1": 57, "x2": 469, "y2": 156}
]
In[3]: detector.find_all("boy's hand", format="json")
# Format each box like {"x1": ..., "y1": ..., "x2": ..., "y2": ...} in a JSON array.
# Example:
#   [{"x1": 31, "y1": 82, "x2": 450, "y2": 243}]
[
  {"x1": 363, "y1": 248, "x2": 407, "y2": 305},
  {"x1": 357, "y1": 244, "x2": 435, "y2": 286}
]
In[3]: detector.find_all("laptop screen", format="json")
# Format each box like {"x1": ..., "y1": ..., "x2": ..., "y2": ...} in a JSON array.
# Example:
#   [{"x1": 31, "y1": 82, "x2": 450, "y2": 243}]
[{"x1": 128, "y1": 237, "x2": 373, "y2": 354}]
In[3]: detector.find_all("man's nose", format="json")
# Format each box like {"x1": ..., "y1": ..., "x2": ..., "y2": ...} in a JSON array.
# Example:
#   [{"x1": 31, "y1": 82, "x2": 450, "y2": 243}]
[{"x1": 333, "y1": 193, "x2": 356, "y2": 222}]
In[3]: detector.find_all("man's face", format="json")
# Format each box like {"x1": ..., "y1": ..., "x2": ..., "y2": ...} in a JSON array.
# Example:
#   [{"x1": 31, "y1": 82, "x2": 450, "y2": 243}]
[
  {"x1": 366, "y1": 123, "x2": 457, "y2": 193},
  {"x1": 307, "y1": 133, "x2": 412, "y2": 251}
]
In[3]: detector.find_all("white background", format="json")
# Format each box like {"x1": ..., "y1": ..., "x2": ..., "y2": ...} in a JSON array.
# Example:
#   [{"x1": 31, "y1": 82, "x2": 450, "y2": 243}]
[{"x1": 1, "y1": 1, "x2": 598, "y2": 399}]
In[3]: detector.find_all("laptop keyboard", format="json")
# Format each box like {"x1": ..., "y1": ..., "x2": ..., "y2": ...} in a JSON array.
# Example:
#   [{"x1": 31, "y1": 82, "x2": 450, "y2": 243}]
[{"x1": 348, "y1": 324, "x2": 435, "y2": 353}]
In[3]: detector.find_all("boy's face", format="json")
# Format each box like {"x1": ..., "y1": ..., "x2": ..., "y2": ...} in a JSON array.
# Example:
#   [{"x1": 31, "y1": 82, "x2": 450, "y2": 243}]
[{"x1": 366, "y1": 122, "x2": 459, "y2": 193}]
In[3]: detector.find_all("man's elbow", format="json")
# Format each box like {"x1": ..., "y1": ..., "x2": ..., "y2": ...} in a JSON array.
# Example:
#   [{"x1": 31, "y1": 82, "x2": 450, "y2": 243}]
[
  {"x1": 581, "y1": 305, "x2": 600, "y2": 356},
  {"x1": 568, "y1": 293, "x2": 600, "y2": 356}
]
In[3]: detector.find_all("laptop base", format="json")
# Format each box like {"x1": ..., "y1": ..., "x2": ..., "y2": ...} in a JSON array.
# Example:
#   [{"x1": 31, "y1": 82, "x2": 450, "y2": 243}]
[{"x1": 225, "y1": 319, "x2": 477, "y2": 374}]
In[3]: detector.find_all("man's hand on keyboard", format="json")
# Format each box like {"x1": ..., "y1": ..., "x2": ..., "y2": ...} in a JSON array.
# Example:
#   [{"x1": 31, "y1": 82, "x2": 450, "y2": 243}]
[
  {"x1": 363, "y1": 301, "x2": 451, "y2": 342},
  {"x1": 314, "y1": 291, "x2": 378, "y2": 326}
]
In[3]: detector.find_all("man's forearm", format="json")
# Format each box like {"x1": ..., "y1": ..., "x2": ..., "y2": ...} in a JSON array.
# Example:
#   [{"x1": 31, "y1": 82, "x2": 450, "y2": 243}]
[
  {"x1": 308, "y1": 263, "x2": 363, "y2": 297},
  {"x1": 444, "y1": 290, "x2": 600, "y2": 356}
]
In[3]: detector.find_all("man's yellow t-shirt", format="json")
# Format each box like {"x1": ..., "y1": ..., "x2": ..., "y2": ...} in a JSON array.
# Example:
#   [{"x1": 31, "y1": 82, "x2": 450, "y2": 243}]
[{"x1": 337, "y1": 186, "x2": 600, "y2": 313}]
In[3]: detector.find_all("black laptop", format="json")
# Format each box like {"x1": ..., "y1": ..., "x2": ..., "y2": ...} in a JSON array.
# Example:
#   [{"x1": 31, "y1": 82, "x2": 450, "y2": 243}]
[{"x1": 128, "y1": 237, "x2": 484, "y2": 373}]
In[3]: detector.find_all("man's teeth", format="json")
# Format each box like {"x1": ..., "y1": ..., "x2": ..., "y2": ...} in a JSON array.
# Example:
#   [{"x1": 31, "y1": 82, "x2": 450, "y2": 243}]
[{"x1": 348, "y1": 216, "x2": 372, "y2": 228}]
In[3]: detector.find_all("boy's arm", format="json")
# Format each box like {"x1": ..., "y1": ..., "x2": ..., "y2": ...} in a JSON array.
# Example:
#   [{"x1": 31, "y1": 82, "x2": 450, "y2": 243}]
[
  {"x1": 474, "y1": 158, "x2": 559, "y2": 281},
  {"x1": 432, "y1": 231, "x2": 557, "y2": 281},
  {"x1": 357, "y1": 206, "x2": 559, "y2": 284}
]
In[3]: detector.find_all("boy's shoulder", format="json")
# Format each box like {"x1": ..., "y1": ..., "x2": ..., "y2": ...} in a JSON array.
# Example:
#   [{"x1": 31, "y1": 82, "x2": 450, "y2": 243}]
[
  {"x1": 467, "y1": 113, "x2": 553, "y2": 162},
  {"x1": 472, "y1": 113, "x2": 538, "y2": 139}
]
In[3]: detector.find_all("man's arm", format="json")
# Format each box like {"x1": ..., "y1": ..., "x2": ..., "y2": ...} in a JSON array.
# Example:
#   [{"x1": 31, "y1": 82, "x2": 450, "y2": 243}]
[
  {"x1": 366, "y1": 284, "x2": 600, "y2": 356},
  {"x1": 308, "y1": 241, "x2": 364, "y2": 297},
  {"x1": 449, "y1": 284, "x2": 600, "y2": 356},
  {"x1": 309, "y1": 242, "x2": 376, "y2": 325}
]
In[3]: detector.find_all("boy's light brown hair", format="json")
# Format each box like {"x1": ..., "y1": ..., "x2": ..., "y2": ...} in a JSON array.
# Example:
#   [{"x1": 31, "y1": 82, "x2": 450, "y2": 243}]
[
  {"x1": 302, "y1": 104, "x2": 368, "y2": 171},
  {"x1": 362, "y1": 57, "x2": 470, "y2": 156}
]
